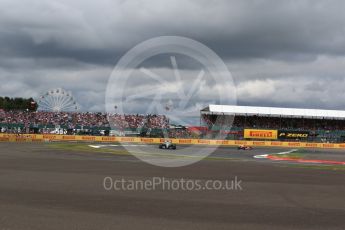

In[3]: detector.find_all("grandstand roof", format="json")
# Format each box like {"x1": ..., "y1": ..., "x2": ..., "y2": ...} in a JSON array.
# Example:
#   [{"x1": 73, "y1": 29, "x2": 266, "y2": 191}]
[{"x1": 201, "y1": 105, "x2": 345, "y2": 119}]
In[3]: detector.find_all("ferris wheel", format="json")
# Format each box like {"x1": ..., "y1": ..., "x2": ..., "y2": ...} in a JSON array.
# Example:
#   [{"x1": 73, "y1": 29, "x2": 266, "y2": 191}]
[{"x1": 37, "y1": 88, "x2": 79, "y2": 112}]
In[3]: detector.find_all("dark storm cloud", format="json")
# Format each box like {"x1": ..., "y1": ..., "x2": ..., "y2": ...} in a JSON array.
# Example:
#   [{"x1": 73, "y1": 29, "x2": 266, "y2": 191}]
[
  {"x1": 0, "y1": 30, "x2": 120, "y2": 66},
  {"x1": 1, "y1": 0, "x2": 345, "y2": 113},
  {"x1": 1, "y1": 0, "x2": 345, "y2": 65}
]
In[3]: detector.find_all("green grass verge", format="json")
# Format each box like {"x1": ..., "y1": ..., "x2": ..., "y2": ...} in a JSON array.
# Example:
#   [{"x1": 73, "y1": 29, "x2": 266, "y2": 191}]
[
  {"x1": 46, "y1": 142, "x2": 131, "y2": 155},
  {"x1": 45, "y1": 142, "x2": 241, "y2": 162},
  {"x1": 272, "y1": 149, "x2": 345, "y2": 171},
  {"x1": 278, "y1": 164, "x2": 345, "y2": 171},
  {"x1": 272, "y1": 152, "x2": 305, "y2": 159},
  {"x1": 269, "y1": 149, "x2": 310, "y2": 159}
]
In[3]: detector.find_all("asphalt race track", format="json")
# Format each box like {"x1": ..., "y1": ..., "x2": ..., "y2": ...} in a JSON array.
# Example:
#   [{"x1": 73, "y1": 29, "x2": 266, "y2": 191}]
[{"x1": 0, "y1": 142, "x2": 344, "y2": 230}]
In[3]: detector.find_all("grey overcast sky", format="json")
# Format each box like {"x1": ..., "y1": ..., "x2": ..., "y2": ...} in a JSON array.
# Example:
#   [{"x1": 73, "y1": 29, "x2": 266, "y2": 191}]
[{"x1": 1, "y1": 0, "x2": 345, "y2": 112}]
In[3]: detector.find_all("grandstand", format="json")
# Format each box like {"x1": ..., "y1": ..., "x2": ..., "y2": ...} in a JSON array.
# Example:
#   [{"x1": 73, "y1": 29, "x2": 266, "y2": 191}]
[
  {"x1": 201, "y1": 105, "x2": 345, "y2": 143},
  {"x1": 0, "y1": 110, "x2": 188, "y2": 138},
  {"x1": 3, "y1": 103, "x2": 345, "y2": 143}
]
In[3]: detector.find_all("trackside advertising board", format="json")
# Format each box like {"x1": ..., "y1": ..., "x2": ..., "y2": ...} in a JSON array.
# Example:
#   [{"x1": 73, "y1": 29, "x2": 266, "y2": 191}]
[
  {"x1": 243, "y1": 129, "x2": 278, "y2": 140},
  {"x1": 1, "y1": 133, "x2": 345, "y2": 149},
  {"x1": 278, "y1": 130, "x2": 309, "y2": 139}
]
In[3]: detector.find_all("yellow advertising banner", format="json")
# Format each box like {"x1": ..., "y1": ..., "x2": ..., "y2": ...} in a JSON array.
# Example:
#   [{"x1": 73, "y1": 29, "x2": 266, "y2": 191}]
[
  {"x1": 244, "y1": 129, "x2": 278, "y2": 140},
  {"x1": 1, "y1": 133, "x2": 345, "y2": 149}
]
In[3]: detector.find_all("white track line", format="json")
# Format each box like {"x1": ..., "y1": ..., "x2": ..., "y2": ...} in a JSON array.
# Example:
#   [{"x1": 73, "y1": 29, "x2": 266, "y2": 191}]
[
  {"x1": 253, "y1": 149, "x2": 298, "y2": 159},
  {"x1": 89, "y1": 145, "x2": 103, "y2": 148},
  {"x1": 88, "y1": 144, "x2": 147, "y2": 149}
]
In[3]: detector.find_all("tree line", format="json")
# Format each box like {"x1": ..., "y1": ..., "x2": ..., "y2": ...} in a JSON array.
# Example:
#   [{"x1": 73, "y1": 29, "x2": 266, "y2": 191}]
[{"x1": 0, "y1": 97, "x2": 37, "y2": 111}]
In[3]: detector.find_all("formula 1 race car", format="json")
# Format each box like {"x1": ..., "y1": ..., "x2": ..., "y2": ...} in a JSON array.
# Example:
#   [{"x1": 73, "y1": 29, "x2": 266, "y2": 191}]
[
  {"x1": 237, "y1": 145, "x2": 253, "y2": 150},
  {"x1": 159, "y1": 140, "x2": 176, "y2": 150}
]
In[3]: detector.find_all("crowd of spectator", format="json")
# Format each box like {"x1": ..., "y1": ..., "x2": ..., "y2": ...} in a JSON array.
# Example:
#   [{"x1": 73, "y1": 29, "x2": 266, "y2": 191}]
[
  {"x1": 168, "y1": 128, "x2": 195, "y2": 138},
  {"x1": 108, "y1": 114, "x2": 169, "y2": 129},
  {"x1": 3, "y1": 110, "x2": 345, "y2": 142},
  {"x1": 3, "y1": 110, "x2": 345, "y2": 132},
  {"x1": 0, "y1": 110, "x2": 169, "y2": 130},
  {"x1": 202, "y1": 114, "x2": 345, "y2": 131}
]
